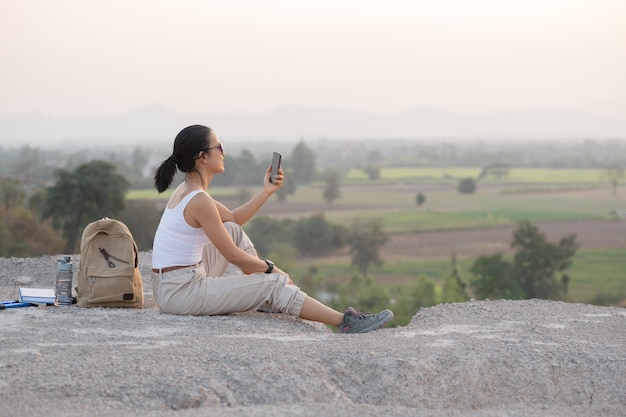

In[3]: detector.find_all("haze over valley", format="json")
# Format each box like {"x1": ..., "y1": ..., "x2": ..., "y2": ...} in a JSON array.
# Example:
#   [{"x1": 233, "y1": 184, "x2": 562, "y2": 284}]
[{"x1": 2, "y1": 104, "x2": 625, "y2": 148}]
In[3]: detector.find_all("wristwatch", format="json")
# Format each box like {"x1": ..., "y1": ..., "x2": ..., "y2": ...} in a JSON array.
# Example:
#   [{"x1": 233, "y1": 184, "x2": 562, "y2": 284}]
[{"x1": 264, "y1": 259, "x2": 274, "y2": 274}]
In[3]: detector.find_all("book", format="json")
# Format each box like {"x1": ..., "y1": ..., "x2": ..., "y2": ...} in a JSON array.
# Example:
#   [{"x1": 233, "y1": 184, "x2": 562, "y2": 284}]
[{"x1": 19, "y1": 288, "x2": 56, "y2": 304}]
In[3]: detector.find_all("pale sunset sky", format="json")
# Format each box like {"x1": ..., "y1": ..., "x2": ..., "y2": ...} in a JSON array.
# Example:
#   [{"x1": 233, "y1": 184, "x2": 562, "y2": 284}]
[{"x1": 1, "y1": 0, "x2": 625, "y2": 120}]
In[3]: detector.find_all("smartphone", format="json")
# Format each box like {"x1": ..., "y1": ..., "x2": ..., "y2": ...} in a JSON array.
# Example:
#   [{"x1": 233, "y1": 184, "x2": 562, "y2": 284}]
[{"x1": 269, "y1": 152, "x2": 282, "y2": 184}]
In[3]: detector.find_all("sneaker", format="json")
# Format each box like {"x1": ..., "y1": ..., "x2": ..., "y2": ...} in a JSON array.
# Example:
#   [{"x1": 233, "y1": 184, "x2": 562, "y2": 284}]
[{"x1": 339, "y1": 307, "x2": 394, "y2": 334}]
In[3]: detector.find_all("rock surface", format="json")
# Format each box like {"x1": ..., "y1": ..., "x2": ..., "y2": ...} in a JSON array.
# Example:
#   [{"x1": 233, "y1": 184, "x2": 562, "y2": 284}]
[{"x1": 0, "y1": 254, "x2": 624, "y2": 417}]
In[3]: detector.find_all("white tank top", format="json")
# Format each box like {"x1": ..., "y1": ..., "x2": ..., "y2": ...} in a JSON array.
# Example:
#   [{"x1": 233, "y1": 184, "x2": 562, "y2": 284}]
[{"x1": 151, "y1": 189, "x2": 211, "y2": 269}]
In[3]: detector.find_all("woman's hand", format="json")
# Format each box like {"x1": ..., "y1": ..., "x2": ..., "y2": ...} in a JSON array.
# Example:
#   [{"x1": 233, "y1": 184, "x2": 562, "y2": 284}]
[
  {"x1": 273, "y1": 265, "x2": 293, "y2": 285},
  {"x1": 264, "y1": 166, "x2": 284, "y2": 195}
]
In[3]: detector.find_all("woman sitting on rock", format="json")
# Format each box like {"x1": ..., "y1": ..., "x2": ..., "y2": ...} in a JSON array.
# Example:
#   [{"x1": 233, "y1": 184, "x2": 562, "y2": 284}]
[{"x1": 151, "y1": 124, "x2": 393, "y2": 333}]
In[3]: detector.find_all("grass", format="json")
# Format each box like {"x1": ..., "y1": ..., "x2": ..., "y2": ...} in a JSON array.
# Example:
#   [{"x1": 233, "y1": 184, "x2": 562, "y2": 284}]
[
  {"x1": 328, "y1": 208, "x2": 601, "y2": 234},
  {"x1": 127, "y1": 187, "x2": 237, "y2": 200},
  {"x1": 298, "y1": 248, "x2": 626, "y2": 306},
  {"x1": 567, "y1": 249, "x2": 626, "y2": 304},
  {"x1": 290, "y1": 178, "x2": 617, "y2": 232}
]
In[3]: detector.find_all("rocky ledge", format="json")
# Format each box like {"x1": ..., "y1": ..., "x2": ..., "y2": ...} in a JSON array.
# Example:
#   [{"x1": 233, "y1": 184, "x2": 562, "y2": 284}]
[{"x1": 0, "y1": 255, "x2": 624, "y2": 417}]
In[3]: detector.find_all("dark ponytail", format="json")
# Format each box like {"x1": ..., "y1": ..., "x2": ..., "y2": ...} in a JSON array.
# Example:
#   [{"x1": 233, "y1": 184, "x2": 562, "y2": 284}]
[
  {"x1": 154, "y1": 155, "x2": 178, "y2": 193},
  {"x1": 153, "y1": 125, "x2": 212, "y2": 193}
]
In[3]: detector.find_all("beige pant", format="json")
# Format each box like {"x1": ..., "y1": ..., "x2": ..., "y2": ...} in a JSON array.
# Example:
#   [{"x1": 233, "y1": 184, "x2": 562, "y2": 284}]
[{"x1": 151, "y1": 222, "x2": 307, "y2": 316}]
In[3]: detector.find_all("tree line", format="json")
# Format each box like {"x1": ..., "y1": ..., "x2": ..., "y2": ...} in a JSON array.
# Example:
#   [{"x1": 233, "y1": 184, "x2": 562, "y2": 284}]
[{"x1": 2, "y1": 138, "x2": 625, "y2": 188}]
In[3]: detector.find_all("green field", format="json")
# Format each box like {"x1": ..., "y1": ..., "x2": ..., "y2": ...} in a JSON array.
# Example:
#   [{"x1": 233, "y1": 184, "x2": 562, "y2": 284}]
[
  {"x1": 567, "y1": 249, "x2": 626, "y2": 304},
  {"x1": 345, "y1": 167, "x2": 607, "y2": 184},
  {"x1": 298, "y1": 249, "x2": 626, "y2": 306},
  {"x1": 128, "y1": 167, "x2": 611, "y2": 200},
  {"x1": 283, "y1": 167, "x2": 620, "y2": 232},
  {"x1": 127, "y1": 187, "x2": 237, "y2": 200}
]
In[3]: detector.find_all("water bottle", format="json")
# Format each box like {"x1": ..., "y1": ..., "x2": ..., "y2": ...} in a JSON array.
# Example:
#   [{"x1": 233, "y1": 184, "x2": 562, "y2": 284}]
[{"x1": 56, "y1": 256, "x2": 74, "y2": 305}]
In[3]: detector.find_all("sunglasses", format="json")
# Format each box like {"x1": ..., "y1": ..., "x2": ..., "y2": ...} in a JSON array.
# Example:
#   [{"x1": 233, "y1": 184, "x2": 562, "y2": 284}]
[
  {"x1": 195, "y1": 143, "x2": 224, "y2": 159},
  {"x1": 208, "y1": 144, "x2": 224, "y2": 154}
]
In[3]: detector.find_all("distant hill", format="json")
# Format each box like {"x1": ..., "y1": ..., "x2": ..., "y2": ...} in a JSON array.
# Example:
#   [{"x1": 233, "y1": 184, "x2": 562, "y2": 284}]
[{"x1": 1, "y1": 104, "x2": 625, "y2": 147}]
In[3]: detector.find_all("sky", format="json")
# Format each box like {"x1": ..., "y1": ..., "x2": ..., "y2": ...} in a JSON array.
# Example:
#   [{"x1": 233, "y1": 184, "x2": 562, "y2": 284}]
[{"x1": 1, "y1": 0, "x2": 625, "y2": 120}]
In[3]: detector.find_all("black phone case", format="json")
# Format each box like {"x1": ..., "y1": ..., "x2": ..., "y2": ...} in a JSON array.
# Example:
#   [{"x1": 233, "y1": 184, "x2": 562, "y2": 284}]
[{"x1": 270, "y1": 152, "x2": 281, "y2": 183}]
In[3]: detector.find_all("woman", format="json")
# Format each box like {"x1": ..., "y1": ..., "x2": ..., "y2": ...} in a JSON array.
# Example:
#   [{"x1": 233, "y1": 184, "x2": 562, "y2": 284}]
[{"x1": 151, "y1": 124, "x2": 393, "y2": 333}]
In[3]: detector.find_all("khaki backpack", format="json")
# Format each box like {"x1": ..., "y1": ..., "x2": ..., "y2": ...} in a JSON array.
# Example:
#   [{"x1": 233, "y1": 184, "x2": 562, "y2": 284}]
[{"x1": 76, "y1": 217, "x2": 144, "y2": 308}]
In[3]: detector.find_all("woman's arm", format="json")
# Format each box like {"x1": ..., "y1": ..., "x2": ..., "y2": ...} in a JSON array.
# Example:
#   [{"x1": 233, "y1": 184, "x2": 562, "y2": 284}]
[
  {"x1": 187, "y1": 192, "x2": 278, "y2": 275},
  {"x1": 216, "y1": 166, "x2": 283, "y2": 226}
]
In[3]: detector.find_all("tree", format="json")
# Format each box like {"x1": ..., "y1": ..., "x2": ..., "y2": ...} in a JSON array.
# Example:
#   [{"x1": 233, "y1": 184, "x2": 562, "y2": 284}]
[
  {"x1": 236, "y1": 149, "x2": 260, "y2": 185},
  {"x1": 458, "y1": 178, "x2": 476, "y2": 194},
  {"x1": 275, "y1": 167, "x2": 297, "y2": 202},
  {"x1": 412, "y1": 276, "x2": 438, "y2": 308},
  {"x1": 365, "y1": 149, "x2": 382, "y2": 165},
  {"x1": 293, "y1": 214, "x2": 336, "y2": 256},
  {"x1": 1, "y1": 206, "x2": 65, "y2": 257},
  {"x1": 479, "y1": 164, "x2": 511, "y2": 180},
  {"x1": 469, "y1": 221, "x2": 578, "y2": 301},
  {"x1": 348, "y1": 218, "x2": 389, "y2": 278},
  {"x1": 42, "y1": 160, "x2": 129, "y2": 253},
  {"x1": 210, "y1": 148, "x2": 262, "y2": 187},
  {"x1": 0, "y1": 179, "x2": 25, "y2": 223},
  {"x1": 245, "y1": 216, "x2": 295, "y2": 258},
  {"x1": 130, "y1": 145, "x2": 149, "y2": 177},
  {"x1": 511, "y1": 221, "x2": 578, "y2": 300},
  {"x1": 332, "y1": 272, "x2": 392, "y2": 316},
  {"x1": 416, "y1": 192, "x2": 426, "y2": 206},
  {"x1": 470, "y1": 253, "x2": 522, "y2": 300},
  {"x1": 441, "y1": 277, "x2": 468, "y2": 304},
  {"x1": 12, "y1": 145, "x2": 42, "y2": 183},
  {"x1": 27, "y1": 188, "x2": 47, "y2": 218},
  {"x1": 0, "y1": 180, "x2": 65, "y2": 257},
  {"x1": 604, "y1": 163, "x2": 624, "y2": 197},
  {"x1": 441, "y1": 253, "x2": 468, "y2": 303},
  {"x1": 362, "y1": 165, "x2": 380, "y2": 180},
  {"x1": 322, "y1": 169, "x2": 342, "y2": 207},
  {"x1": 248, "y1": 214, "x2": 347, "y2": 258},
  {"x1": 118, "y1": 199, "x2": 163, "y2": 251},
  {"x1": 290, "y1": 140, "x2": 316, "y2": 184}
]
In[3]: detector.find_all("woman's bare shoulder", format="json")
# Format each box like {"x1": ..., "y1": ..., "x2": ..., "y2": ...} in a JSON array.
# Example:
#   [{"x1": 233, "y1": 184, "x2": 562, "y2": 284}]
[
  {"x1": 187, "y1": 189, "x2": 215, "y2": 209},
  {"x1": 168, "y1": 184, "x2": 209, "y2": 208}
]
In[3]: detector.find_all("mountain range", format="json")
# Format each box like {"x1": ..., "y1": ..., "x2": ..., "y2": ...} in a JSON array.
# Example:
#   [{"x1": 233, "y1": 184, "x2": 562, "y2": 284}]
[{"x1": 1, "y1": 104, "x2": 625, "y2": 147}]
